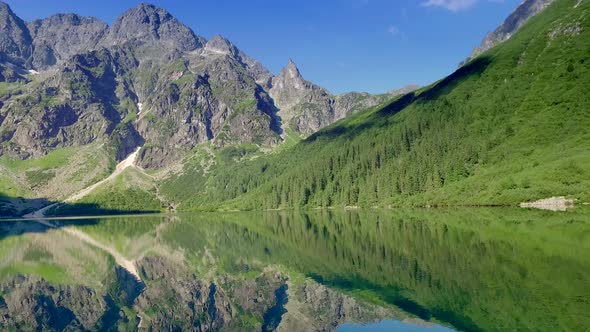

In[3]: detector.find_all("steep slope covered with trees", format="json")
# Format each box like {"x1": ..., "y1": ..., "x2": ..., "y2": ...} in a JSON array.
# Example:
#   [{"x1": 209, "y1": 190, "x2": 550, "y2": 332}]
[{"x1": 163, "y1": 0, "x2": 589, "y2": 210}]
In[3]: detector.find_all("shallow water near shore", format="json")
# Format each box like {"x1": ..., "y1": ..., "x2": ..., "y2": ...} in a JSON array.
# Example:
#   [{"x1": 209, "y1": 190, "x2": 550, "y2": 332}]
[{"x1": 0, "y1": 208, "x2": 588, "y2": 331}]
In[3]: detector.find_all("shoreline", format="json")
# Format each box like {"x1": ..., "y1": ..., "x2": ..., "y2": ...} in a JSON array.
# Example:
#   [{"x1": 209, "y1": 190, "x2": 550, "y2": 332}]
[{"x1": 1, "y1": 198, "x2": 584, "y2": 220}]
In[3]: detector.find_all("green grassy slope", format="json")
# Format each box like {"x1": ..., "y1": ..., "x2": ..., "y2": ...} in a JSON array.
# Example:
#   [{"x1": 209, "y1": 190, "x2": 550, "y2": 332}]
[
  {"x1": 163, "y1": 0, "x2": 590, "y2": 210},
  {"x1": 48, "y1": 167, "x2": 166, "y2": 216},
  {"x1": 0, "y1": 144, "x2": 114, "y2": 216}
]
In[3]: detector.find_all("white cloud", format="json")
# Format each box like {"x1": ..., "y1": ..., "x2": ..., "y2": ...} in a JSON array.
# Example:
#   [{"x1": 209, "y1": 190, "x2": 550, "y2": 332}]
[
  {"x1": 421, "y1": 0, "x2": 501, "y2": 12},
  {"x1": 387, "y1": 25, "x2": 400, "y2": 36}
]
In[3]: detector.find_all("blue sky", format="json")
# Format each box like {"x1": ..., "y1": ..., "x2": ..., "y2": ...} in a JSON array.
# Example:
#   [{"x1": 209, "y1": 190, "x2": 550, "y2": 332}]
[{"x1": 5, "y1": 0, "x2": 520, "y2": 94}]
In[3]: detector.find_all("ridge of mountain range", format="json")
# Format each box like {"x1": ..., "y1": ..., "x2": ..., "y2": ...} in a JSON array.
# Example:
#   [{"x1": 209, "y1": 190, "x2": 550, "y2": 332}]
[{"x1": 0, "y1": 1, "x2": 417, "y2": 167}]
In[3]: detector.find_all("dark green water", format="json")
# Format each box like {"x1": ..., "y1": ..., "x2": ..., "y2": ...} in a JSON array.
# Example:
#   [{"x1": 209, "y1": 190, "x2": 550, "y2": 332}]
[{"x1": 0, "y1": 208, "x2": 588, "y2": 331}]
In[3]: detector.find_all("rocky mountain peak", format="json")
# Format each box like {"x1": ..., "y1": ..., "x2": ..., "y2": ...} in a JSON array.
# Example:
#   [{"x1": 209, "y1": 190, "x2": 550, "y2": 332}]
[
  {"x1": 27, "y1": 13, "x2": 108, "y2": 69},
  {"x1": 468, "y1": 0, "x2": 556, "y2": 60},
  {"x1": 276, "y1": 58, "x2": 324, "y2": 90},
  {"x1": 120, "y1": 2, "x2": 168, "y2": 20},
  {"x1": 269, "y1": 58, "x2": 336, "y2": 132},
  {"x1": 273, "y1": 58, "x2": 306, "y2": 92},
  {"x1": 0, "y1": 1, "x2": 32, "y2": 66},
  {"x1": 284, "y1": 58, "x2": 302, "y2": 79},
  {"x1": 204, "y1": 34, "x2": 239, "y2": 57},
  {"x1": 103, "y1": 2, "x2": 205, "y2": 53},
  {"x1": 31, "y1": 13, "x2": 81, "y2": 25}
]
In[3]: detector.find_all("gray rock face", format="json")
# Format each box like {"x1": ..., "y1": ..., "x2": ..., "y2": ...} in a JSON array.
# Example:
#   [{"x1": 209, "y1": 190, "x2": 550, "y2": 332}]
[
  {"x1": 27, "y1": 13, "x2": 108, "y2": 69},
  {"x1": 204, "y1": 35, "x2": 273, "y2": 85},
  {"x1": 270, "y1": 59, "x2": 337, "y2": 133},
  {"x1": 270, "y1": 59, "x2": 415, "y2": 134},
  {"x1": 0, "y1": 61, "x2": 26, "y2": 82},
  {"x1": 277, "y1": 280, "x2": 399, "y2": 332},
  {"x1": 0, "y1": 275, "x2": 112, "y2": 331},
  {"x1": 132, "y1": 50, "x2": 280, "y2": 167},
  {"x1": 1, "y1": 2, "x2": 206, "y2": 69},
  {"x1": 102, "y1": 3, "x2": 205, "y2": 59},
  {"x1": 135, "y1": 256, "x2": 234, "y2": 331},
  {"x1": 468, "y1": 0, "x2": 557, "y2": 60},
  {"x1": 0, "y1": 254, "x2": 399, "y2": 331},
  {"x1": 0, "y1": 1, "x2": 410, "y2": 168},
  {"x1": 0, "y1": 1, "x2": 32, "y2": 66},
  {"x1": 205, "y1": 35, "x2": 240, "y2": 58},
  {"x1": 389, "y1": 84, "x2": 421, "y2": 96},
  {"x1": 0, "y1": 47, "x2": 139, "y2": 159}
]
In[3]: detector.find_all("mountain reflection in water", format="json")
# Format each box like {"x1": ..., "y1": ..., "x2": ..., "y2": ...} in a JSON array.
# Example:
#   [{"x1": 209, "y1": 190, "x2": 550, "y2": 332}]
[{"x1": 0, "y1": 208, "x2": 588, "y2": 331}]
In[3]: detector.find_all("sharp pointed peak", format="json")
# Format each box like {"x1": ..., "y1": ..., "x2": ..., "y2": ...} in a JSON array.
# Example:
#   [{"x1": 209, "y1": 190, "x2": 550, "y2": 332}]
[
  {"x1": 281, "y1": 58, "x2": 301, "y2": 78},
  {"x1": 287, "y1": 58, "x2": 298, "y2": 67}
]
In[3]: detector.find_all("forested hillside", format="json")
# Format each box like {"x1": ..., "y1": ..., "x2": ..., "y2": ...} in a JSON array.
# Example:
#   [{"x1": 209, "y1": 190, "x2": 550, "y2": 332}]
[{"x1": 162, "y1": 0, "x2": 590, "y2": 210}]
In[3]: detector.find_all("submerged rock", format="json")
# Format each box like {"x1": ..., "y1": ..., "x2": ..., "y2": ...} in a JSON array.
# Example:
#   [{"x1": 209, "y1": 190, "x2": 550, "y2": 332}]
[{"x1": 520, "y1": 196, "x2": 575, "y2": 211}]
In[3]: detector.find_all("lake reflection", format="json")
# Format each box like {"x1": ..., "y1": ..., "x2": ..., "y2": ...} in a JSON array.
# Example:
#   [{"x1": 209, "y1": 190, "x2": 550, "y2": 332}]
[{"x1": 0, "y1": 208, "x2": 589, "y2": 331}]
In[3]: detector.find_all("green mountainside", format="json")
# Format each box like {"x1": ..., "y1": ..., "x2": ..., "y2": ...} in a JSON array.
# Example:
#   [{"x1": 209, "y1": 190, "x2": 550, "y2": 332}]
[{"x1": 162, "y1": 0, "x2": 590, "y2": 211}]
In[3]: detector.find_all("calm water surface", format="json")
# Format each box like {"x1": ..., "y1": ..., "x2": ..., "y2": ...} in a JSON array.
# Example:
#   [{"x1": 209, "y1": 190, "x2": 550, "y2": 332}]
[{"x1": 0, "y1": 208, "x2": 588, "y2": 331}]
